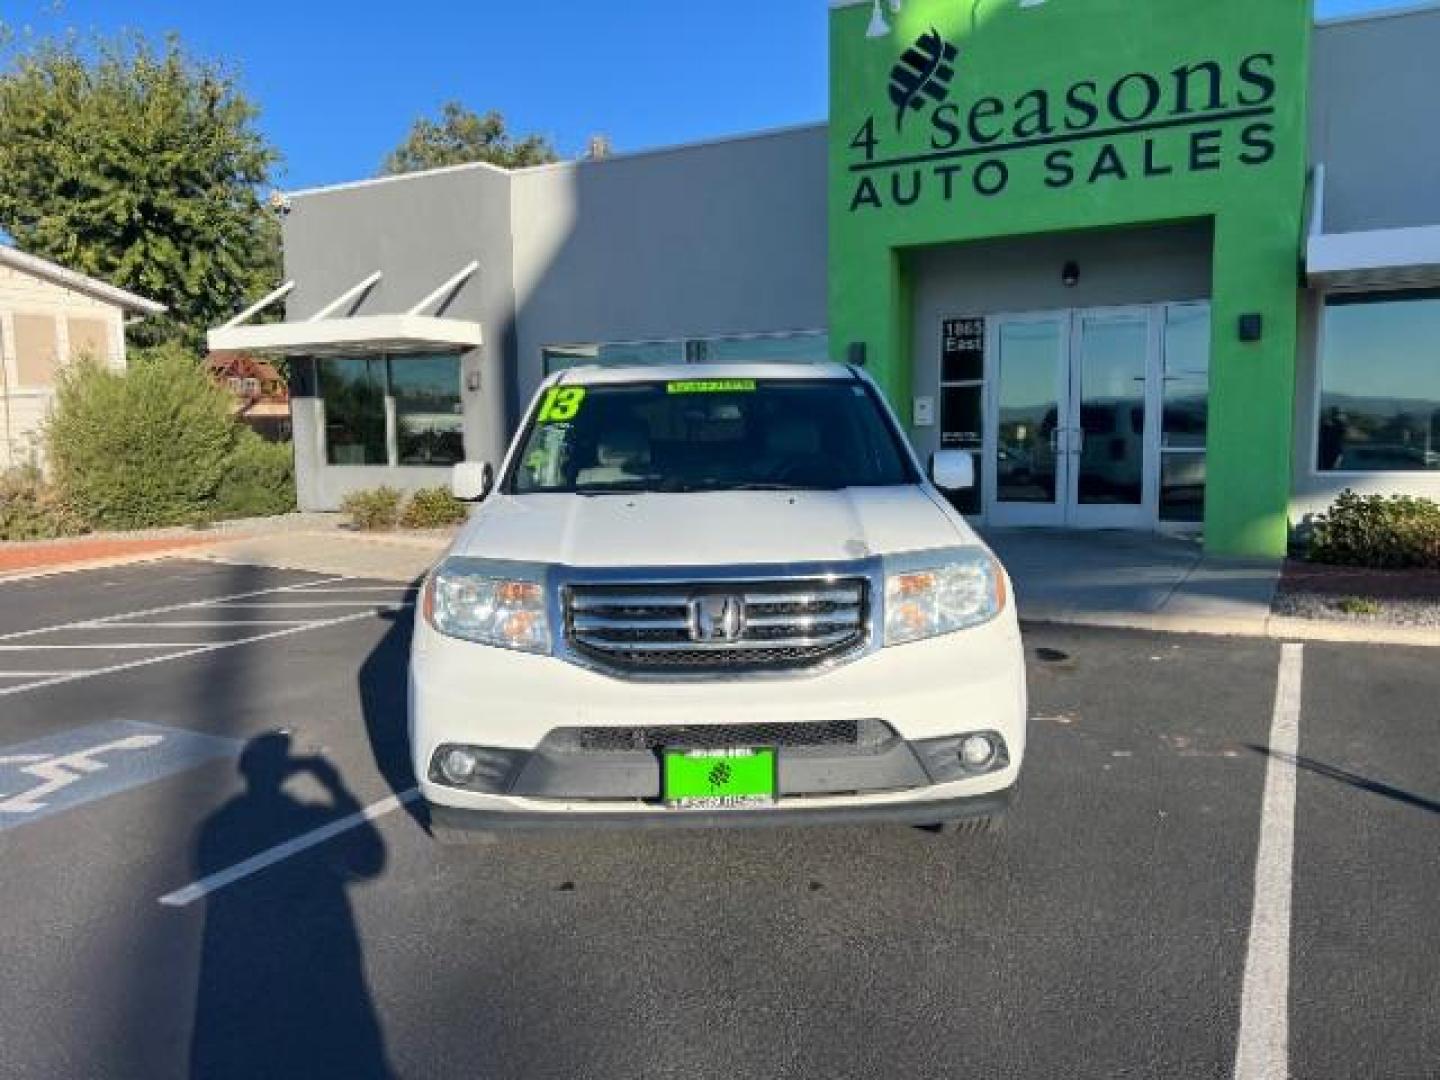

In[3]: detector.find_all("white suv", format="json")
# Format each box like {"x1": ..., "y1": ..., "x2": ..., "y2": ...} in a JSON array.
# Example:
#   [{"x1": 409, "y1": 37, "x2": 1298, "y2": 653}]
[{"x1": 409, "y1": 364, "x2": 1026, "y2": 838}]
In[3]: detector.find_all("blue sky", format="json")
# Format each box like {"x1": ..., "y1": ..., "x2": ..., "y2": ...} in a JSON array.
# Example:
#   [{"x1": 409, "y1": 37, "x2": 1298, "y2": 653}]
[{"x1": 0, "y1": 0, "x2": 1411, "y2": 191}]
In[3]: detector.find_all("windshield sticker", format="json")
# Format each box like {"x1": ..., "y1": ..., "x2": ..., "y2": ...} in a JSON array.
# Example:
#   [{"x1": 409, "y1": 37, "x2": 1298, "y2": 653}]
[
  {"x1": 666, "y1": 379, "x2": 757, "y2": 395},
  {"x1": 537, "y1": 387, "x2": 587, "y2": 423}
]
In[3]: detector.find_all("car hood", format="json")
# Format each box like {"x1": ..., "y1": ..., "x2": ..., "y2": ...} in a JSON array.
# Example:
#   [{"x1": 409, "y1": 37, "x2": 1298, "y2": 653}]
[{"x1": 449, "y1": 487, "x2": 973, "y2": 568}]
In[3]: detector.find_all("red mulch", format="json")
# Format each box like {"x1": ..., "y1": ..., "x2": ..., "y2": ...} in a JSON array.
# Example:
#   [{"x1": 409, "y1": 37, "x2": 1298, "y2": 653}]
[
  {"x1": 1278, "y1": 559, "x2": 1440, "y2": 601},
  {"x1": 0, "y1": 535, "x2": 218, "y2": 574}
]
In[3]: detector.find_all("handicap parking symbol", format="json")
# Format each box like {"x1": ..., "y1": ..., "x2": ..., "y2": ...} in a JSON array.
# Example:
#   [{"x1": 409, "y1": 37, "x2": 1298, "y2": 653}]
[{"x1": 0, "y1": 720, "x2": 240, "y2": 830}]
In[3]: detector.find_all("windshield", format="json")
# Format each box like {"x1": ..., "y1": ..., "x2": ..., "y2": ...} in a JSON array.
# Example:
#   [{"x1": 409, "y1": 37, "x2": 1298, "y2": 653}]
[{"x1": 506, "y1": 377, "x2": 918, "y2": 494}]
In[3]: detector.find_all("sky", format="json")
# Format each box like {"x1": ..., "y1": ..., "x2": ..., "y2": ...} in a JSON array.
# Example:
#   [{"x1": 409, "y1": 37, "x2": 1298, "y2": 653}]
[{"x1": 0, "y1": 0, "x2": 1415, "y2": 192}]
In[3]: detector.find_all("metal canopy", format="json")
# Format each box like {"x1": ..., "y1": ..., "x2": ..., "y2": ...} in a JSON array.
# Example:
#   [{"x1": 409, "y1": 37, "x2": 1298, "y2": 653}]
[
  {"x1": 207, "y1": 262, "x2": 483, "y2": 357},
  {"x1": 207, "y1": 314, "x2": 482, "y2": 358}
]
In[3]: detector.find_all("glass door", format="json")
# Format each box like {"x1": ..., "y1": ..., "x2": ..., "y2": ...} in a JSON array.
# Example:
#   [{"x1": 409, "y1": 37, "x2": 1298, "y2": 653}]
[
  {"x1": 984, "y1": 314, "x2": 1070, "y2": 526},
  {"x1": 1065, "y1": 308, "x2": 1159, "y2": 529}
]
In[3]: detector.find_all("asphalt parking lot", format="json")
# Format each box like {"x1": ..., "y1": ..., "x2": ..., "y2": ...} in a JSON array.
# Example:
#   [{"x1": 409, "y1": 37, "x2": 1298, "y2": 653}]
[{"x1": 0, "y1": 560, "x2": 1435, "y2": 1080}]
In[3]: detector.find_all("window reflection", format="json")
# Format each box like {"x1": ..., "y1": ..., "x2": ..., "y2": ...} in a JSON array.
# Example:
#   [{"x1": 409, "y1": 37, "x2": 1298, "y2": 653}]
[
  {"x1": 318, "y1": 358, "x2": 387, "y2": 466},
  {"x1": 392, "y1": 355, "x2": 463, "y2": 466},
  {"x1": 1319, "y1": 293, "x2": 1440, "y2": 473}
]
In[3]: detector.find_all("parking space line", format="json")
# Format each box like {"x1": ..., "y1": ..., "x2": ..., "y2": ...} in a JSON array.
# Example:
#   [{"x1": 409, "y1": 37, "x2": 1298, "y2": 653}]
[
  {"x1": 86, "y1": 621, "x2": 315, "y2": 629},
  {"x1": 0, "y1": 671, "x2": 83, "y2": 679},
  {"x1": 1234, "y1": 642, "x2": 1304, "y2": 1080},
  {"x1": 0, "y1": 643, "x2": 221, "y2": 651},
  {"x1": 0, "y1": 575, "x2": 356, "y2": 643},
  {"x1": 0, "y1": 608, "x2": 406, "y2": 699},
  {"x1": 212, "y1": 601, "x2": 414, "y2": 609},
  {"x1": 158, "y1": 787, "x2": 420, "y2": 907}
]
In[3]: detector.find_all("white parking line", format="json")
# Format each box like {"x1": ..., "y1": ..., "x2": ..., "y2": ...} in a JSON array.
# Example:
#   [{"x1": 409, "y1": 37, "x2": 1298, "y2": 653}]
[
  {"x1": 158, "y1": 787, "x2": 420, "y2": 907},
  {"x1": 1234, "y1": 642, "x2": 1304, "y2": 1080},
  {"x1": 87, "y1": 621, "x2": 314, "y2": 629},
  {"x1": 0, "y1": 576, "x2": 355, "y2": 643},
  {"x1": 0, "y1": 607, "x2": 407, "y2": 699},
  {"x1": 0, "y1": 643, "x2": 220, "y2": 651},
  {"x1": 213, "y1": 601, "x2": 413, "y2": 609},
  {"x1": 0, "y1": 671, "x2": 82, "y2": 679}
]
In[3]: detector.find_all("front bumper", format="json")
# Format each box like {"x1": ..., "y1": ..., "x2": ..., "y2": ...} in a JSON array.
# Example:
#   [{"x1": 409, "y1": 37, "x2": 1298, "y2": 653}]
[
  {"x1": 410, "y1": 599, "x2": 1027, "y2": 824},
  {"x1": 429, "y1": 784, "x2": 1016, "y2": 833}
]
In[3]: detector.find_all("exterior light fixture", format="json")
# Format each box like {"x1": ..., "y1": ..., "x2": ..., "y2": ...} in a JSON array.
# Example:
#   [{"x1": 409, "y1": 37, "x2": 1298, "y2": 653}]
[
  {"x1": 1062, "y1": 261, "x2": 1081, "y2": 287},
  {"x1": 866, "y1": 0, "x2": 897, "y2": 38}
]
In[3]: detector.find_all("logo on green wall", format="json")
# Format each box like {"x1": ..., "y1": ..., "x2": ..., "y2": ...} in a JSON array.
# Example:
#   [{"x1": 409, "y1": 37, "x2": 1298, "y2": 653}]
[
  {"x1": 848, "y1": 43, "x2": 1280, "y2": 213},
  {"x1": 889, "y1": 28, "x2": 959, "y2": 131}
]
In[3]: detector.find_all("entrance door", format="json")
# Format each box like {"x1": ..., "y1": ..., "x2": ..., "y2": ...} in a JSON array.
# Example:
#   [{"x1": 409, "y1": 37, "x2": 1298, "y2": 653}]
[{"x1": 983, "y1": 306, "x2": 1166, "y2": 528}]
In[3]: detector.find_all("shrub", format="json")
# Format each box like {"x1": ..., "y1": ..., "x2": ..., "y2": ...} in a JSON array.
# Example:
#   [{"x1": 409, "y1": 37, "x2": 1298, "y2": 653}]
[
  {"x1": 399, "y1": 486, "x2": 469, "y2": 529},
  {"x1": 0, "y1": 466, "x2": 88, "y2": 541},
  {"x1": 341, "y1": 486, "x2": 403, "y2": 531},
  {"x1": 46, "y1": 344, "x2": 236, "y2": 529},
  {"x1": 213, "y1": 431, "x2": 297, "y2": 520},
  {"x1": 1307, "y1": 489, "x2": 1440, "y2": 570}
]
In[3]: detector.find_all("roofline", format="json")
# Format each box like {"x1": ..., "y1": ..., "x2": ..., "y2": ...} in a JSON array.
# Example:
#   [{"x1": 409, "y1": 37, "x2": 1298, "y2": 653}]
[
  {"x1": 1314, "y1": 1, "x2": 1440, "y2": 27},
  {"x1": 832, "y1": 0, "x2": 1440, "y2": 30},
  {"x1": 0, "y1": 245, "x2": 165, "y2": 316},
  {"x1": 286, "y1": 120, "x2": 828, "y2": 200}
]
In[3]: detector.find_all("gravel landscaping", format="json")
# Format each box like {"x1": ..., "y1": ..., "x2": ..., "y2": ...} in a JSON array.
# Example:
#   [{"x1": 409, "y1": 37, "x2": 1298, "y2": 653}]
[{"x1": 1273, "y1": 560, "x2": 1440, "y2": 629}]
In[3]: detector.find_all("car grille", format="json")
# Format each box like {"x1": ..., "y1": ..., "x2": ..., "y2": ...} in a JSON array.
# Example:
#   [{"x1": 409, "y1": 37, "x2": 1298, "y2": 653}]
[
  {"x1": 542, "y1": 718, "x2": 897, "y2": 753},
  {"x1": 564, "y1": 577, "x2": 869, "y2": 675}
]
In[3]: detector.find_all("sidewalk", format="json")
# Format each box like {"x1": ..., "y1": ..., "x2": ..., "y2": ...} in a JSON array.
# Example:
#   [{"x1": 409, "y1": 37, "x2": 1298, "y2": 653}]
[{"x1": 982, "y1": 527, "x2": 1439, "y2": 646}]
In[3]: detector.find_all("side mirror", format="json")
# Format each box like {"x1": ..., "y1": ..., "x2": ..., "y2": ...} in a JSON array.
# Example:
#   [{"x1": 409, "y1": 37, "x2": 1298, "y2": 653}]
[
  {"x1": 452, "y1": 461, "x2": 494, "y2": 502},
  {"x1": 930, "y1": 450, "x2": 975, "y2": 492}
]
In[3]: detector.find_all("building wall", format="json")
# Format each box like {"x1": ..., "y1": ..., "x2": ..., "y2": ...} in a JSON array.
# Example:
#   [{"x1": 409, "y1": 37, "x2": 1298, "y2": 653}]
[
  {"x1": 907, "y1": 221, "x2": 1214, "y2": 460},
  {"x1": 0, "y1": 263, "x2": 126, "y2": 470},
  {"x1": 1309, "y1": 6, "x2": 1440, "y2": 234},
  {"x1": 1290, "y1": 6, "x2": 1440, "y2": 523},
  {"x1": 282, "y1": 165, "x2": 516, "y2": 510},
  {"x1": 510, "y1": 126, "x2": 829, "y2": 401}
]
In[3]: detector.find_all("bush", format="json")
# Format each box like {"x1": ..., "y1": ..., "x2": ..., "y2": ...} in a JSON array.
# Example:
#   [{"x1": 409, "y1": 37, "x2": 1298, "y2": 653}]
[
  {"x1": 0, "y1": 467, "x2": 88, "y2": 541},
  {"x1": 399, "y1": 486, "x2": 469, "y2": 529},
  {"x1": 1307, "y1": 489, "x2": 1440, "y2": 569},
  {"x1": 213, "y1": 431, "x2": 296, "y2": 520},
  {"x1": 341, "y1": 486, "x2": 403, "y2": 531},
  {"x1": 46, "y1": 344, "x2": 236, "y2": 529}
]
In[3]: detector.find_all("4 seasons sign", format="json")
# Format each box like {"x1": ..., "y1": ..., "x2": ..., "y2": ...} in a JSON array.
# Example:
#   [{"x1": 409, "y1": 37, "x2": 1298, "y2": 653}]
[{"x1": 847, "y1": 27, "x2": 1281, "y2": 213}]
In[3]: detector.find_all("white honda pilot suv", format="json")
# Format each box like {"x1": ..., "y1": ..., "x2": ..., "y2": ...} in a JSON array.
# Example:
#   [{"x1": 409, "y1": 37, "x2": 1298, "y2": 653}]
[{"x1": 409, "y1": 363, "x2": 1026, "y2": 839}]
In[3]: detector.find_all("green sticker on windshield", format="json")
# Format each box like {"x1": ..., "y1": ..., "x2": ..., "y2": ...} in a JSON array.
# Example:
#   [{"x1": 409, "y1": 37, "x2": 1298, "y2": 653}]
[
  {"x1": 537, "y1": 386, "x2": 586, "y2": 422},
  {"x1": 666, "y1": 379, "x2": 757, "y2": 395}
]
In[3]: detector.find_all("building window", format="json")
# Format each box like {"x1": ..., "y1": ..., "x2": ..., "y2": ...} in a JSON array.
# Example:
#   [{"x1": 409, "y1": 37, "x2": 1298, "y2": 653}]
[
  {"x1": 391, "y1": 354, "x2": 464, "y2": 466},
  {"x1": 12, "y1": 313, "x2": 59, "y2": 389},
  {"x1": 1318, "y1": 292, "x2": 1440, "y2": 473},
  {"x1": 1160, "y1": 304, "x2": 1210, "y2": 523},
  {"x1": 318, "y1": 357, "x2": 388, "y2": 465},
  {"x1": 315, "y1": 353, "x2": 463, "y2": 467},
  {"x1": 542, "y1": 332, "x2": 828, "y2": 375}
]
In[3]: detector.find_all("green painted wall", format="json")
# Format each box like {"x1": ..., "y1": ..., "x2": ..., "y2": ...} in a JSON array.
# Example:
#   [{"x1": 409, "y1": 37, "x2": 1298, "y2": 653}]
[{"x1": 829, "y1": 0, "x2": 1311, "y2": 556}]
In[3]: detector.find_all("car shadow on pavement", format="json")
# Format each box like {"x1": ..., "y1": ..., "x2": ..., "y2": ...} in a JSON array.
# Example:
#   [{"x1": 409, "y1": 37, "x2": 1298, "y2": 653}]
[
  {"x1": 358, "y1": 592, "x2": 427, "y2": 828},
  {"x1": 187, "y1": 732, "x2": 395, "y2": 1080},
  {"x1": 1247, "y1": 744, "x2": 1440, "y2": 815}
]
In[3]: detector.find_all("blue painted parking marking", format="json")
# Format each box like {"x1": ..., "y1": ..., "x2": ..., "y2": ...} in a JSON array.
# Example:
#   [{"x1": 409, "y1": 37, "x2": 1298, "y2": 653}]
[{"x1": 0, "y1": 720, "x2": 241, "y2": 831}]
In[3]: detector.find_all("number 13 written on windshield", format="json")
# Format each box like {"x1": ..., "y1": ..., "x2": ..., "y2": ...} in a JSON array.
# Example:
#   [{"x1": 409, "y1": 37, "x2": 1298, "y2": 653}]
[{"x1": 537, "y1": 387, "x2": 586, "y2": 423}]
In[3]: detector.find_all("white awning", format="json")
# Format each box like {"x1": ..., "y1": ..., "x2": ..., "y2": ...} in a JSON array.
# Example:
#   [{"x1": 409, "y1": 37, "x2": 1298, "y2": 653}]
[
  {"x1": 1305, "y1": 164, "x2": 1440, "y2": 290},
  {"x1": 1307, "y1": 224, "x2": 1440, "y2": 291},
  {"x1": 207, "y1": 314, "x2": 482, "y2": 357}
]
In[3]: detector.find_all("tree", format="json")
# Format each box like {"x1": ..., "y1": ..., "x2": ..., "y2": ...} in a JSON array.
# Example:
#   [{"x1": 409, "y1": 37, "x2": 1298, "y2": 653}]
[
  {"x1": 0, "y1": 32, "x2": 281, "y2": 350},
  {"x1": 382, "y1": 102, "x2": 557, "y2": 174}
]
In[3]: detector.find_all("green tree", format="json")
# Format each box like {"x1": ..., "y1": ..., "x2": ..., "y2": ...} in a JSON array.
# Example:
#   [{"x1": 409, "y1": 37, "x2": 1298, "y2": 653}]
[
  {"x1": 382, "y1": 101, "x2": 557, "y2": 174},
  {"x1": 0, "y1": 31, "x2": 281, "y2": 350}
]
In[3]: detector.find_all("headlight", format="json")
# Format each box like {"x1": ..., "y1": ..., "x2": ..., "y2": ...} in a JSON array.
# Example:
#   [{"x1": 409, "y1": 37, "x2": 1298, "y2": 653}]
[
  {"x1": 883, "y1": 549, "x2": 1006, "y2": 646},
  {"x1": 423, "y1": 560, "x2": 550, "y2": 653}
]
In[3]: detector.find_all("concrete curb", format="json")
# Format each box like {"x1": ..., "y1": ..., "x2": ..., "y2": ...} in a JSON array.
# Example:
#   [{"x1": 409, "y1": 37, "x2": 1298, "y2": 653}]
[
  {"x1": 1021, "y1": 607, "x2": 1440, "y2": 647},
  {"x1": 0, "y1": 549, "x2": 213, "y2": 585}
]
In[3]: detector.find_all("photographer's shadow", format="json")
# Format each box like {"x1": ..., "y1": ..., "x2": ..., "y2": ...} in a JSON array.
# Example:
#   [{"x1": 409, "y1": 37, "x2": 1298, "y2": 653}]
[{"x1": 188, "y1": 733, "x2": 394, "y2": 1080}]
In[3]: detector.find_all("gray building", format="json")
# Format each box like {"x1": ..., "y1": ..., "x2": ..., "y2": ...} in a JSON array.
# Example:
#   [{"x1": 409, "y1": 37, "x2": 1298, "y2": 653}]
[{"x1": 209, "y1": 3, "x2": 1440, "y2": 551}]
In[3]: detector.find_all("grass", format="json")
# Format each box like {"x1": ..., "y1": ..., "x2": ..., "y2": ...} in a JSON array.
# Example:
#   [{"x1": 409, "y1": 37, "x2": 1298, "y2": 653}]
[{"x1": 1336, "y1": 596, "x2": 1384, "y2": 617}]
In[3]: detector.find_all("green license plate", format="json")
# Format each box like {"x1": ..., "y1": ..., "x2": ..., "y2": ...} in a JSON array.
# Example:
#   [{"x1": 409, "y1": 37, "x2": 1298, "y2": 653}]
[{"x1": 662, "y1": 747, "x2": 778, "y2": 809}]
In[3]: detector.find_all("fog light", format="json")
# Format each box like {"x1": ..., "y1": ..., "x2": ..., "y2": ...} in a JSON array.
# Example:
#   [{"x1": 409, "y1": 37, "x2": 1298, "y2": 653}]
[
  {"x1": 440, "y1": 747, "x2": 480, "y2": 785},
  {"x1": 959, "y1": 735, "x2": 997, "y2": 770}
]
